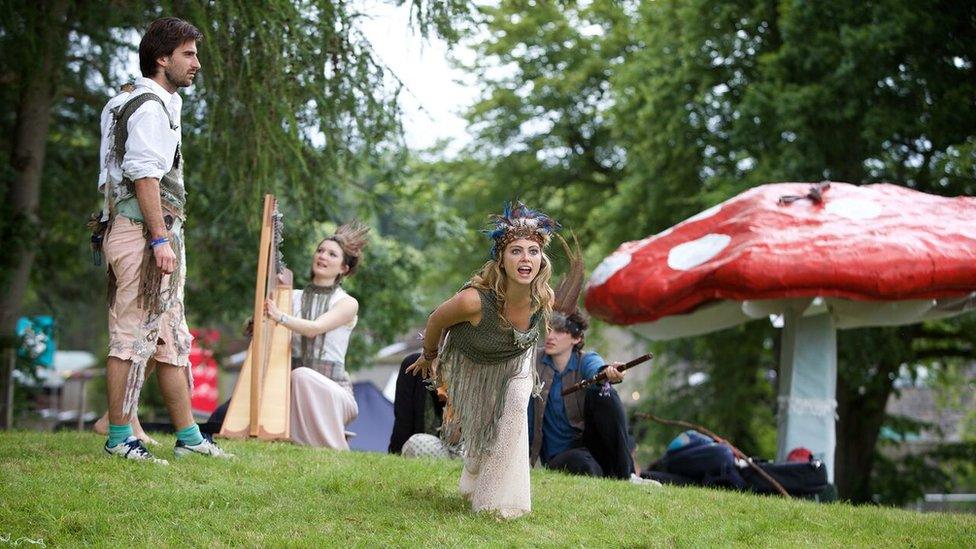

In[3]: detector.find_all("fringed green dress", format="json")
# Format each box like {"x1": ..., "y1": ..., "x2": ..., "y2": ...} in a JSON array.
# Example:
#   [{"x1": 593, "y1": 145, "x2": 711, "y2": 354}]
[{"x1": 439, "y1": 287, "x2": 542, "y2": 518}]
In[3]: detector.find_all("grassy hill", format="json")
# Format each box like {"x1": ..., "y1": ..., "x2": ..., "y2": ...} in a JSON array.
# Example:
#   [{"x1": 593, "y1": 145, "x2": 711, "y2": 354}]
[{"x1": 1, "y1": 431, "x2": 973, "y2": 547}]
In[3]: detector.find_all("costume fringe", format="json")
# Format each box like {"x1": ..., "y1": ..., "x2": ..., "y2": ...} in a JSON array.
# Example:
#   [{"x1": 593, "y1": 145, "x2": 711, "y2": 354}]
[
  {"x1": 137, "y1": 223, "x2": 182, "y2": 314},
  {"x1": 138, "y1": 257, "x2": 163, "y2": 313},
  {"x1": 121, "y1": 351, "x2": 149, "y2": 417},
  {"x1": 121, "y1": 224, "x2": 186, "y2": 415},
  {"x1": 107, "y1": 267, "x2": 118, "y2": 309},
  {"x1": 121, "y1": 344, "x2": 193, "y2": 417},
  {"x1": 439, "y1": 336, "x2": 542, "y2": 457}
]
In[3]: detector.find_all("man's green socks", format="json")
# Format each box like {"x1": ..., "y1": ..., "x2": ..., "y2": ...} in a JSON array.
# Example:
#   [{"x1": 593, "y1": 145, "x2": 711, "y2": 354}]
[
  {"x1": 107, "y1": 423, "x2": 133, "y2": 448},
  {"x1": 176, "y1": 424, "x2": 204, "y2": 447}
]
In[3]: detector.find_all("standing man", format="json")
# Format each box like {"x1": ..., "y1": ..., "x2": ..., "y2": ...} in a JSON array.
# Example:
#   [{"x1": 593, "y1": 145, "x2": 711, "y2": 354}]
[
  {"x1": 529, "y1": 310, "x2": 656, "y2": 485},
  {"x1": 98, "y1": 17, "x2": 230, "y2": 462}
]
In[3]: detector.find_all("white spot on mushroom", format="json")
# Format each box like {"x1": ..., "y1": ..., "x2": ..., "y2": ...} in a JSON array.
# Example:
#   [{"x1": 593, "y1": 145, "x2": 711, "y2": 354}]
[
  {"x1": 588, "y1": 252, "x2": 632, "y2": 288},
  {"x1": 684, "y1": 203, "x2": 723, "y2": 224},
  {"x1": 824, "y1": 198, "x2": 881, "y2": 220},
  {"x1": 667, "y1": 233, "x2": 732, "y2": 271}
]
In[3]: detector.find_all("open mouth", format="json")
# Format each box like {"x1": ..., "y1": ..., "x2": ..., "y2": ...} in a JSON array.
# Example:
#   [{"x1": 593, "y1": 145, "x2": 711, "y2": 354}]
[{"x1": 517, "y1": 265, "x2": 533, "y2": 277}]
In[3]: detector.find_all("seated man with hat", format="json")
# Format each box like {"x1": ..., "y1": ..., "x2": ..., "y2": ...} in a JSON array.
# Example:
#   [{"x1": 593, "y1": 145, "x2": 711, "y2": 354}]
[{"x1": 528, "y1": 244, "x2": 657, "y2": 485}]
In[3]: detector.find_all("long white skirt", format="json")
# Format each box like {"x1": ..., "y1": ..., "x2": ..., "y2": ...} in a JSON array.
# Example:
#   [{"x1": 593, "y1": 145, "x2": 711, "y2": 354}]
[
  {"x1": 458, "y1": 353, "x2": 533, "y2": 518},
  {"x1": 290, "y1": 367, "x2": 358, "y2": 449}
]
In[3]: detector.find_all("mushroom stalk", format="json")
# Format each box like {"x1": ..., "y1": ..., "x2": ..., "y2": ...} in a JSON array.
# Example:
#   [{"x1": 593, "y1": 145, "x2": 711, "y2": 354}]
[{"x1": 776, "y1": 304, "x2": 838, "y2": 482}]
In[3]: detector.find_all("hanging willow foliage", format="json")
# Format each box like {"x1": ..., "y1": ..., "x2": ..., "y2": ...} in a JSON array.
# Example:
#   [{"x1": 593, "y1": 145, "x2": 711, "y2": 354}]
[
  {"x1": 145, "y1": 0, "x2": 471, "y2": 321},
  {"x1": 0, "y1": 0, "x2": 471, "y2": 337},
  {"x1": 174, "y1": 1, "x2": 401, "y2": 222}
]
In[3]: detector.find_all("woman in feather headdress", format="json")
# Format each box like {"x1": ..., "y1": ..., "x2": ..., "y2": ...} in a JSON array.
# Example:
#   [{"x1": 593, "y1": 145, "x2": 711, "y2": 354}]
[
  {"x1": 265, "y1": 221, "x2": 370, "y2": 449},
  {"x1": 406, "y1": 201, "x2": 560, "y2": 519}
]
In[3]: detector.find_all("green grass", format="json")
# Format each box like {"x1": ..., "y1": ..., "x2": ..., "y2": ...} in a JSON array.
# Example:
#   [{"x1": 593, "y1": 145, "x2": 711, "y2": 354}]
[{"x1": 0, "y1": 432, "x2": 973, "y2": 547}]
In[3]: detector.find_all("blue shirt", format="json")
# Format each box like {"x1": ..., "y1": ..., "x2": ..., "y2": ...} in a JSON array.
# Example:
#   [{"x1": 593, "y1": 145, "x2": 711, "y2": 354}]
[{"x1": 529, "y1": 351, "x2": 604, "y2": 463}]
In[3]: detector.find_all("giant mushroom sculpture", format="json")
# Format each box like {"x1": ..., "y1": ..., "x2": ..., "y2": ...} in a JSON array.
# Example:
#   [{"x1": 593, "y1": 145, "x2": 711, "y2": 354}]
[{"x1": 585, "y1": 182, "x2": 976, "y2": 481}]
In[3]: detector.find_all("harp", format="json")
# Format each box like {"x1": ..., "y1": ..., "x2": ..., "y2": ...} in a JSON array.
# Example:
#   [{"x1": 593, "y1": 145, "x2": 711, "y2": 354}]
[{"x1": 219, "y1": 195, "x2": 292, "y2": 440}]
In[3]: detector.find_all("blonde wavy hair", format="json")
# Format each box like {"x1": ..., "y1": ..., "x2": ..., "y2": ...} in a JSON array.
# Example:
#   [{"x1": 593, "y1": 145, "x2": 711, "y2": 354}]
[{"x1": 468, "y1": 246, "x2": 555, "y2": 329}]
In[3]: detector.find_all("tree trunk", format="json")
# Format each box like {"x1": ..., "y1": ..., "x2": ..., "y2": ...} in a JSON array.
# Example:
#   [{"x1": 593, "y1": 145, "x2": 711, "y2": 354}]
[
  {"x1": 834, "y1": 359, "x2": 899, "y2": 503},
  {"x1": 0, "y1": 0, "x2": 71, "y2": 428}
]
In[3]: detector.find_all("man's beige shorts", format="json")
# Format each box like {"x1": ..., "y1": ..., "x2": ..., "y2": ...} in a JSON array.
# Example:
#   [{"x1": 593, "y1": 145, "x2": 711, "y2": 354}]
[{"x1": 105, "y1": 217, "x2": 192, "y2": 367}]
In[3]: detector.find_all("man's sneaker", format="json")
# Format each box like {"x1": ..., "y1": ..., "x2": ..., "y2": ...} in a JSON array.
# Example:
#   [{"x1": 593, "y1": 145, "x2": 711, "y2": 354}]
[
  {"x1": 630, "y1": 473, "x2": 663, "y2": 487},
  {"x1": 104, "y1": 436, "x2": 169, "y2": 465},
  {"x1": 174, "y1": 433, "x2": 234, "y2": 459}
]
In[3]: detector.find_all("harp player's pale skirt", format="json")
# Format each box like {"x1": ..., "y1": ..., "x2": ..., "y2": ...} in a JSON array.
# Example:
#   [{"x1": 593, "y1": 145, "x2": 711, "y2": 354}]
[
  {"x1": 287, "y1": 287, "x2": 359, "y2": 450},
  {"x1": 289, "y1": 367, "x2": 358, "y2": 449}
]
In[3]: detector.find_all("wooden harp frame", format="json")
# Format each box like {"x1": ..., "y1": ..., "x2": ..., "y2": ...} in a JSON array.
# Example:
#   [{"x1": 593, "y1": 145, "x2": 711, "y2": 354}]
[{"x1": 219, "y1": 195, "x2": 292, "y2": 440}]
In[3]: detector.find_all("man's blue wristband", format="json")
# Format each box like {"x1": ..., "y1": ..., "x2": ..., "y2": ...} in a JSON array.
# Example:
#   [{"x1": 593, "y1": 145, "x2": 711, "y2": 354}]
[{"x1": 149, "y1": 236, "x2": 169, "y2": 248}]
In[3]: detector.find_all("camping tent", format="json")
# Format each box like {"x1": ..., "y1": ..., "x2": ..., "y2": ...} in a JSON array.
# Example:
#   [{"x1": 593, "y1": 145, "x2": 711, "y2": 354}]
[{"x1": 348, "y1": 381, "x2": 394, "y2": 452}]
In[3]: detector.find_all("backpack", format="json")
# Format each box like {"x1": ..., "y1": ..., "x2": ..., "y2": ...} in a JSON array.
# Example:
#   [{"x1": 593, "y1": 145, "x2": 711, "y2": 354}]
[
  {"x1": 741, "y1": 459, "x2": 831, "y2": 498},
  {"x1": 651, "y1": 430, "x2": 746, "y2": 489}
]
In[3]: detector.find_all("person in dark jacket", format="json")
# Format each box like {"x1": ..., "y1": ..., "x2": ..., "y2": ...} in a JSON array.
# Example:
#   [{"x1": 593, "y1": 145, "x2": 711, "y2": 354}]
[
  {"x1": 528, "y1": 310, "x2": 641, "y2": 480},
  {"x1": 388, "y1": 352, "x2": 445, "y2": 454}
]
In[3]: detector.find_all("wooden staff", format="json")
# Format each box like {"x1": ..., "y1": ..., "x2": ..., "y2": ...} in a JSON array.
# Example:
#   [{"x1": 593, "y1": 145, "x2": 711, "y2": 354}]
[
  {"x1": 561, "y1": 353, "x2": 653, "y2": 396},
  {"x1": 636, "y1": 412, "x2": 791, "y2": 498}
]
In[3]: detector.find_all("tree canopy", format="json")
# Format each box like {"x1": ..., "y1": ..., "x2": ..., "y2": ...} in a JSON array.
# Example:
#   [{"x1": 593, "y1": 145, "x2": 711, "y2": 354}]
[
  {"x1": 0, "y1": 0, "x2": 469, "y2": 367},
  {"x1": 431, "y1": 0, "x2": 976, "y2": 503}
]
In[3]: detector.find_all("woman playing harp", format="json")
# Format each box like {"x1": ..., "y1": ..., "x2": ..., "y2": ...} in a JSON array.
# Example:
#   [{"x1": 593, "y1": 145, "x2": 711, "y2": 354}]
[{"x1": 264, "y1": 222, "x2": 370, "y2": 449}]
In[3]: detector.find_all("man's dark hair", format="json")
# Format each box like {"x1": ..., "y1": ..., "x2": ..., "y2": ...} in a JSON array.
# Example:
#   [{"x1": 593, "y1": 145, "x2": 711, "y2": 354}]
[
  {"x1": 139, "y1": 17, "x2": 203, "y2": 78},
  {"x1": 564, "y1": 311, "x2": 589, "y2": 352}
]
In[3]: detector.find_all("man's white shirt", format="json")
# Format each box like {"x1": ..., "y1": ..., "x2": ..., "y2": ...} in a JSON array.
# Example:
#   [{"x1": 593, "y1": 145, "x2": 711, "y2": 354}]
[{"x1": 97, "y1": 76, "x2": 182, "y2": 194}]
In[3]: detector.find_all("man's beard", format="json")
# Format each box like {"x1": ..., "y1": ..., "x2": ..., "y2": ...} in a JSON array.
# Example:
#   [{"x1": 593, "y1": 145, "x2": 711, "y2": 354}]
[{"x1": 164, "y1": 67, "x2": 193, "y2": 88}]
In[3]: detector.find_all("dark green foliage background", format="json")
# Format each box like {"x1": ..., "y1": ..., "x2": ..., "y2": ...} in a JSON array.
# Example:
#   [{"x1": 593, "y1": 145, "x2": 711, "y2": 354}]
[
  {"x1": 2, "y1": 0, "x2": 973, "y2": 505},
  {"x1": 425, "y1": 0, "x2": 976, "y2": 504}
]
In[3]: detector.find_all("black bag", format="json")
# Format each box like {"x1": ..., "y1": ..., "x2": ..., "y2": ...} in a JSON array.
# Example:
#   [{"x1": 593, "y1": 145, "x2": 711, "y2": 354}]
[
  {"x1": 646, "y1": 430, "x2": 835, "y2": 500},
  {"x1": 641, "y1": 470, "x2": 698, "y2": 486},
  {"x1": 649, "y1": 430, "x2": 747, "y2": 489},
  {"x1": 741, "y1": 460, "x2": 830, "y2": 497}
]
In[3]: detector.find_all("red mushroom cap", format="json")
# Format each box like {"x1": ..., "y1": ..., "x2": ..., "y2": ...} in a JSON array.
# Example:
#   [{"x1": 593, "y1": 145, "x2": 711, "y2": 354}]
[{"x1": 585, "y1": 182, "x2": 976, "y2": 326}]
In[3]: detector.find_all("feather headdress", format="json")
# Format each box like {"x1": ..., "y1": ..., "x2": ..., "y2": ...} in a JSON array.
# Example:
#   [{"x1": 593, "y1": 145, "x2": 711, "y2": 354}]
[
  {"x1": 331, "y1": 220, "x2": 370, "y2": 258},
  {"x1": 329, "y1": 220, "x2": 370, "y2": 278},
  {"x1": 485, "y1": 201, "x2": 561, "y2": 259},
  {"x1": 551, "y1": 233, "x2": 586, "y2": 334}
]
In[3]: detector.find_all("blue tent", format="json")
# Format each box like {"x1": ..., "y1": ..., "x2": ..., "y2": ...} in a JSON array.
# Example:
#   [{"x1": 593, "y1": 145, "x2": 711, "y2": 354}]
[{"x1": 347, "y1": 381, "x2": 394, "y2": 452}]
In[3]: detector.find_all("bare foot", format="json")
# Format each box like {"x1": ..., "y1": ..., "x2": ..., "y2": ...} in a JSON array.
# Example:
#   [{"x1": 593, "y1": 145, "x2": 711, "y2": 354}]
[
  {"x1": 131, "y1": 414, "x2": 159, "y2": 446},
  {"x1": 93, "y1": 412, "x2": 109, "y2": 435}
]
